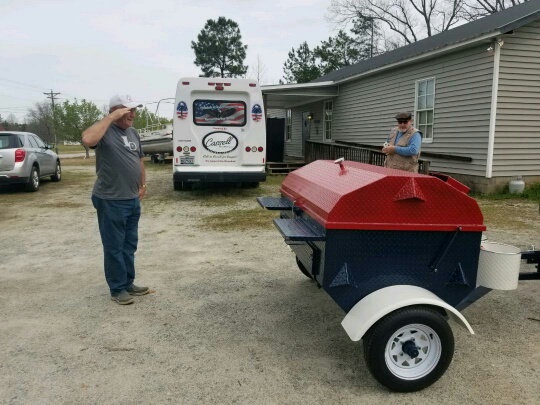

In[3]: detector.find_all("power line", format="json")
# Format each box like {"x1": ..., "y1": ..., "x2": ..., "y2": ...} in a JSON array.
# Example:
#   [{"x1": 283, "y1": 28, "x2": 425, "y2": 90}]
[
  {"x1": 0, "y1": 93, "x2": 40, "y2": 102},
  {"x1": 0, "y1": 77, "x2": 48, "y2": 91}
]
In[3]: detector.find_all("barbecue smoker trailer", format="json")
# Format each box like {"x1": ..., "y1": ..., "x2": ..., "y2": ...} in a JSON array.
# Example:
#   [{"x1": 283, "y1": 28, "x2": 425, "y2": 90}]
[{"x1": 258, "y1": 160, "x2": 521, "y2": 392}]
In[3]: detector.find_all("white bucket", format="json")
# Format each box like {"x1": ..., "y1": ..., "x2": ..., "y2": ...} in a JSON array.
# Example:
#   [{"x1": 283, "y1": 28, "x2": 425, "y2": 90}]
[{"x1": 477, "y1": 242, "x2": 521, "y2": 290}]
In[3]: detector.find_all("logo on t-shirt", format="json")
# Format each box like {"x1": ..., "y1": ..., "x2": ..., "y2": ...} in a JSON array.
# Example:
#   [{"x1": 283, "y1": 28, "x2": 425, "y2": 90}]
[{"x1": 121, "y1": 136, "x2": 137, "y2": 151}]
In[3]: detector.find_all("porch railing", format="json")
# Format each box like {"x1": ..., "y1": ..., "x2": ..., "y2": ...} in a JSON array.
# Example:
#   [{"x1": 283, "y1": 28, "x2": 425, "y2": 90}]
[{"x1": 304, "y1": 140, "x2": 430, "y2": 174}]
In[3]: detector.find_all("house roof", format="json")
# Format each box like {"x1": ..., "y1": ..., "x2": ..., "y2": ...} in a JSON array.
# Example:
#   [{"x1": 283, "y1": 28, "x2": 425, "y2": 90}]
[{"x1": 312, "y1": 0, "x2": 540, "y2": 84}]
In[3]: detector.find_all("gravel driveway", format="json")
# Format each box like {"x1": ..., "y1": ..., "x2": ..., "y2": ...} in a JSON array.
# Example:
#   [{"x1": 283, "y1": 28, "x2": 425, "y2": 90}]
[{"x1": 0, "y1": 159, "x2": 539, "y2": 404}]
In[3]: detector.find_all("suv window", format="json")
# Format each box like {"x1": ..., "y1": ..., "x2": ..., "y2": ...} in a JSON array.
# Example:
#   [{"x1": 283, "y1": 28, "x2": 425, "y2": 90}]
[
  {"x1": 0, "y1": 133, "x2": 23, "y2": 149},
  {"x1": 33, "y1": 135, "x2": 46, "y2": 148},
  {"x1": 27, "y1": 135, "x2": 39, "y2": 148}
]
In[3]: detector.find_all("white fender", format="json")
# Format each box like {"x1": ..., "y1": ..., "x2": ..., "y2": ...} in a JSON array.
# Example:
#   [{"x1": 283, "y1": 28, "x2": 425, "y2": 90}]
[{"x1": 341, "y1": 285, "x2": 475, "y2": 341}]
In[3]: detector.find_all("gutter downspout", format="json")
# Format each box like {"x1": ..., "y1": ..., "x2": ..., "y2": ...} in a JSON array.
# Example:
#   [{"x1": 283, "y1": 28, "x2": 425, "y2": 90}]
[{"x1": 486, "y1": 39, "x2": 502, "y2": 179}]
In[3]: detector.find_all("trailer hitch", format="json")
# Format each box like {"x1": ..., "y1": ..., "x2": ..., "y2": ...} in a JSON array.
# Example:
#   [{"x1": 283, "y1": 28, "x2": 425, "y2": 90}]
[{"x1": 520, "y1": 247, "x2": 540, "y2": 280}]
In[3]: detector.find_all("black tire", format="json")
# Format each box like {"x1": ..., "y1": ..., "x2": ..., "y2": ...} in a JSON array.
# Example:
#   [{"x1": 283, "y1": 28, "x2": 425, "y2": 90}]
[
  {"x1": 182, "y1": 182, "x2": 193, "y2": 191},
  {"x1": 363, "y1": 306, "x2": 454, "y2": 392},
  {"x1": 151, "y1": 155, "x2": 158, "y2": 164},
  {"x1": 174, "y1": 181, "x2": 193, "y2": 191},
  {"x1": 25, "y1": 166, "x2": 40, "y2": 192},
  {"x1": 295, "y1": 256, "x2": 312, "y2": 279},
  {"x1": 51, "y1": 161, "x2": 61, "y2": 182}
]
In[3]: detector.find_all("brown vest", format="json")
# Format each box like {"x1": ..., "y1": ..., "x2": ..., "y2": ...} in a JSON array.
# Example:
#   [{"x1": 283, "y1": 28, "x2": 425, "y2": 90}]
[{"x1": 384, "y1": 126, "x2": 421, "y2": 173}]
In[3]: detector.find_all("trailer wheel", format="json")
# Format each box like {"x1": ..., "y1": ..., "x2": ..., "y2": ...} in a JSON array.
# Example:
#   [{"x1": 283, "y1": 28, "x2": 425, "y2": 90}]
[
  {"x1": 363, "y1": 306, "x2": 454, "y2": 392},
  {"x1": 295, "y1": 257, "x2": 312, "y2": 279}
]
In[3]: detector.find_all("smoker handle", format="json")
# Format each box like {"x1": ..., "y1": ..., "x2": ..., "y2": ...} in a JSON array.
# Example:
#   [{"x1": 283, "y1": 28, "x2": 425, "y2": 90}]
[{"x1": 429, "y1": 226, "x2": 462, "y2": 273}]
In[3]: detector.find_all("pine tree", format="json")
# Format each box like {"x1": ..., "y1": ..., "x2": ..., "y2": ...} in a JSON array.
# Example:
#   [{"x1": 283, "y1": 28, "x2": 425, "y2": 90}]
[{"x1": 191, "y1": 17, "x2": 248, "y2": 78}]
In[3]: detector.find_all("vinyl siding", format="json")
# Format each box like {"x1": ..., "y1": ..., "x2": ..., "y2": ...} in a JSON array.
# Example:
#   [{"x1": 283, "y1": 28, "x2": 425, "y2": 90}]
[
  {"x1": 285, "y1": 109, "x2": 303, "y2": 157},
  {"x1": 494, "y1": 20, "x2": 540, "y2": 176},
  {"x1": 267, "y1": 108, "x2": 286, "y2": 119},
  {"x1": 333, "y1": 44, "x2": 495, "y2": 176},
  {"x1": 285, "y1": 101, "x2": 326, "y2": 157}
]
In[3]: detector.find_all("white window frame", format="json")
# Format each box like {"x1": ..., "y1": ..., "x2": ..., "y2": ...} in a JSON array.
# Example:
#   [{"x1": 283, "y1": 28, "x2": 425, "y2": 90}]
[
  {"x1": 323, "y1": 100, "x2": 333, "y2": 142},
  {"x1": 414, "y1": 77, "x2": 435, "y2": 144},
  {"x1": 286, "y1": 109, "x2": 292, "y2": 142}
]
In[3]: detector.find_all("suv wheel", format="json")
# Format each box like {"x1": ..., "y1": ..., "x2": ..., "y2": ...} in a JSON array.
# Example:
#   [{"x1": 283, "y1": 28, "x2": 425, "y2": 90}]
[
  {"x1": 51, "y1": 161, "x2": 61, "y2": 182},
  {"x1": 25, "y1": 166, "x2": 40, "y2": 192}
]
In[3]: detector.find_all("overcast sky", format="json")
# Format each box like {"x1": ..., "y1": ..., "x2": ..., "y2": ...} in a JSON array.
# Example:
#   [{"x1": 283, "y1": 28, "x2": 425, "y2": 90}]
[{"x1": 1, "y1": 0, "x2": 335, "y2": 122}]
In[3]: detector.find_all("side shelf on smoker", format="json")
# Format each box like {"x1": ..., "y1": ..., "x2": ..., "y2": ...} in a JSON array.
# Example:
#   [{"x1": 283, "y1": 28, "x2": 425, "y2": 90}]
[
  {"x1": 256, "y1": 196, "x2": 293, "y2": 210},
  {"x1": 273, "y1": 218, "x2": 326, "y2": 242}
]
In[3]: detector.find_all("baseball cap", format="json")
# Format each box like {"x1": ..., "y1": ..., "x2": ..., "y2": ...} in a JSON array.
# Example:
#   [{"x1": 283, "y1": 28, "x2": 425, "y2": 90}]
[
  {"x1": 395, "y1": 112, "x2": 412, "y2": 120},
  {"x1": 109, "y1": 94, "x2": 143, "y2": 109}
]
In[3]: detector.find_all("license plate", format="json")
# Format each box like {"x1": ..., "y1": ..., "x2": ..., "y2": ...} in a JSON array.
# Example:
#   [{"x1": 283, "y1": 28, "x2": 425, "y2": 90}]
[{"x1": 180, "y1": 156, "x2": 194, "y2": 165}]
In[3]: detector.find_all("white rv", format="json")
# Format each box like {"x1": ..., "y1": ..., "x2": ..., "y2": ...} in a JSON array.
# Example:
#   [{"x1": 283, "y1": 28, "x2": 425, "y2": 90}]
[{"x1": 172, "y1": 77, "x2": 266, "y2": 190}]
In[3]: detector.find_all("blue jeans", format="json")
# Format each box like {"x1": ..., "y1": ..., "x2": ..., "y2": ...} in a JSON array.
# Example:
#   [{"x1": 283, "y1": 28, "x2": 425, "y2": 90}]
[{"x1": 91, "y1": 195, "x2": 141, "y2": 294}]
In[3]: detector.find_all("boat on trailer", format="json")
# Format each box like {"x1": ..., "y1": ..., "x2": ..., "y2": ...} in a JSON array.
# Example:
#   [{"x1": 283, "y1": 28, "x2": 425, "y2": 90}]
[{"x1": 137, "y1": 98, "x2": 174, "y2": 162}]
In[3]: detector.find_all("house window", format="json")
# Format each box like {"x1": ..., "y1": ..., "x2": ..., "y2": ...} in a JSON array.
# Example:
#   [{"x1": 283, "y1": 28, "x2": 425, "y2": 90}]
[
  {"x1": 324, "y1": 100, "x2": 333, "y2": 142},
  {"x1": 286, "y1": 109, "x2": 292, "y2": 142},
  {"x1": 415, "y1": 78, "x2": 435, "y2": 142}
]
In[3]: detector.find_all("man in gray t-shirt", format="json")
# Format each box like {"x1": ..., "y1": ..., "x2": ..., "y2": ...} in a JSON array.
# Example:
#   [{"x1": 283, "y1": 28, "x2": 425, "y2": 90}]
[{"x1": 82, "y1": 94, "x2": 150, "y2": 305}]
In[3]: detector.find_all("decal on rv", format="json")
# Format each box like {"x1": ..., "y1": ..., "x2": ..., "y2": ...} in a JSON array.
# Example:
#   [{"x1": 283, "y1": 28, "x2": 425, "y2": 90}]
[
  {"x1": 251, "y1": 104, "x2": 263, "y2": 122},
  {"x1": 176, "y1": 101, "x2": 188, "y2": 119},
  {"x1": 202, "y1": 131, "x2": 238, "y2": 154}
]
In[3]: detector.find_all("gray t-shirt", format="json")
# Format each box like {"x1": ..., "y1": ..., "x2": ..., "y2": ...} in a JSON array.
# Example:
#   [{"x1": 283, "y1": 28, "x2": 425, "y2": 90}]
[{"x1": 92, "y1": 124, "x2": 144, "y2": 200}]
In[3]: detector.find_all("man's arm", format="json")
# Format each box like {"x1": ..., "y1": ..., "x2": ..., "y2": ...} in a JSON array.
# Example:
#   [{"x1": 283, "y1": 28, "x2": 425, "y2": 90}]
[
  {"x1": 82, "y1": 108, "x2": 132, "y2": 147},
  {"x1": 395, "y1": 132, "x2": 422, "y2": 156},
  {"x1": 383, "y1": 132, "x2": 421, "y2": 156}
]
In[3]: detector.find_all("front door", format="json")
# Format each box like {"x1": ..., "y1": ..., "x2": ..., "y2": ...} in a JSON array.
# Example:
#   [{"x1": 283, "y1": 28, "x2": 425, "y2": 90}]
[{"x1": 302, "y1": 111, "x2": 310, "y2": 156}]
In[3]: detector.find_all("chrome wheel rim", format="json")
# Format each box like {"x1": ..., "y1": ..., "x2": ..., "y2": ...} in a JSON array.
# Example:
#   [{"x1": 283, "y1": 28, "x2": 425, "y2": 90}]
[
  {"x1": 32, "y1": 169, "x2": 39, "y2": 188},
  {"x1": 56, "y1": 163, "x2": 61, "y2": 179}
]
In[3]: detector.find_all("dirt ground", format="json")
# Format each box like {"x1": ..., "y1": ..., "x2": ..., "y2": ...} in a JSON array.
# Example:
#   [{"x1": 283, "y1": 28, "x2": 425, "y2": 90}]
[{"x1": 0, "y1": 159, "x2": 539, "y2": 405}]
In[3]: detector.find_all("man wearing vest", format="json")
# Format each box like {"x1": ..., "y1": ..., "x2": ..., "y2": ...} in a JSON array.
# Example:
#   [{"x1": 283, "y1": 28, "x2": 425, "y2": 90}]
[{"x1": 382, "y1": 112, "x2": 422, "y2": 173}]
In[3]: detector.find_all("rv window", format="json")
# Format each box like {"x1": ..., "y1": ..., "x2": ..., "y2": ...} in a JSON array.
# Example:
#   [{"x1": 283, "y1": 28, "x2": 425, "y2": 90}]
[{"x1": 193, "y1": 100, "x2": 246, "y2": 127}]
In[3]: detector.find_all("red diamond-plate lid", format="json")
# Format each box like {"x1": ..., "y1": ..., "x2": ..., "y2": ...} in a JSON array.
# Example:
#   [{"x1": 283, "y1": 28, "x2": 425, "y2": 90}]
[{"x1": 280, "y1": 160, "x2": 485, "y2": 231}]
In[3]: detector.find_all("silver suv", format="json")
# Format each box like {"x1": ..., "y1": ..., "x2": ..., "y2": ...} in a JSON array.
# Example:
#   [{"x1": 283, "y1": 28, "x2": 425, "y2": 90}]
[{"x1": 0, "y1": 131, "x2": 61, "y2": 192}]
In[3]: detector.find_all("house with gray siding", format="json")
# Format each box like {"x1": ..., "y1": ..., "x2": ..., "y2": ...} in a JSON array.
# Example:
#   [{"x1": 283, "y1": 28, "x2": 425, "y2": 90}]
[{"x1": 262, "y1": 1, "x2": 540, "y2": 193}]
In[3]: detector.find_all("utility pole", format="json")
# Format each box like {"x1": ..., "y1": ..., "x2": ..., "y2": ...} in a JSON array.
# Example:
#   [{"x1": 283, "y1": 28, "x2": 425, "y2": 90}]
[{"x1": 44, "y1": 89, "x2": 60, "y2": 153}]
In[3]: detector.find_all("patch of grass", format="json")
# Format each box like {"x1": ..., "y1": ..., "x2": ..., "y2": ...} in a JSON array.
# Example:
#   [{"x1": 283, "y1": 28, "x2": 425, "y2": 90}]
[
  {"x1": 472, "y1": 182, "x2": 540, "y2": 202},
  {"x1": 61, "y1": 157, "x2": 96, "y2": 166},
  {"x1": 62, "y1": 170, "x2": 95, "y2": 181},
  {"x1": 41, "y1": 201, "x2": 85, "y2": 209},
  {"x1": 141, "y1": 174, "x2": 285, "y2": 210},
  {"x1": 202, "y1": 207, "x2": 279, "y2": 231},
  {"x1": 478, "y1": 200, "x2": 539, "y2": 230},
  {"x1": 56, "y1": 144, "x2": 86, "y2": 153},
  {"x1": 189, "y1": 175, "x2": 286, "y2": 207},
  {"x1": 144, "y1": 161, "x2": 173, "y2": 172}
]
